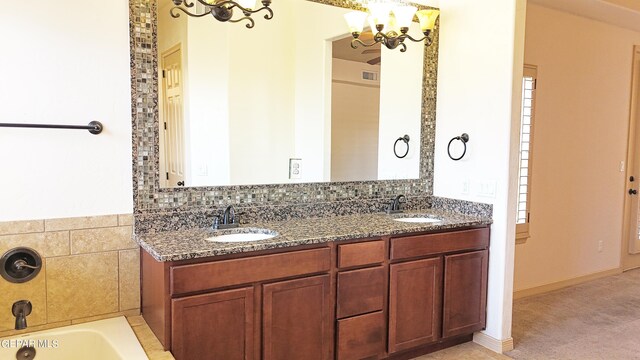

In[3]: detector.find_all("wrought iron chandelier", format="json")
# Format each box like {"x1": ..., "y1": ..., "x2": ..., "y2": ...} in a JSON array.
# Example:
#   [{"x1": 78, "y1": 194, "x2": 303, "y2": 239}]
[
  {"x1": 343, "y1": 1, "x2": 439, "y2": 52},
  {"x1": 170, "y1": 0, "x2": 273, "y2": 29}
]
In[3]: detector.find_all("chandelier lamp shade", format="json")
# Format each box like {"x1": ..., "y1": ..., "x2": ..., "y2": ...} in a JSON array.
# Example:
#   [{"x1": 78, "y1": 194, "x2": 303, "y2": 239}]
[
  {"x1": 170, "y1": 0, "x2": 274, "y2": 29},
  {"x1": 343, "y1": 2, "x2": 440, "y2": 52}
]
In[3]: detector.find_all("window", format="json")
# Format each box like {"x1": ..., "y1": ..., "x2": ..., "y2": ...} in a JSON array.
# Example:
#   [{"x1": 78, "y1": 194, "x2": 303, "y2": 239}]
[{"x1": 516, "y1": 65, "x2": 537, "y2": 242}]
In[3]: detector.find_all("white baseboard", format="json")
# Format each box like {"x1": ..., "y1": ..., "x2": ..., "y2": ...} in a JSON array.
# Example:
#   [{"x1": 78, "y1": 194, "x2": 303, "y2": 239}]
[
  {"x1": 473, "y1": 332, "x2": 514, "y2": 353},
  {"x1": 513, "y1": 267, "x2": 622, "y2": 300}
]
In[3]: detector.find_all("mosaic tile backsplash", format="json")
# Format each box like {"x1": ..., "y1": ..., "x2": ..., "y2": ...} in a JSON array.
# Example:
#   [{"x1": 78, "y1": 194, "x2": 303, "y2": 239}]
[{"x1": 130, "y1": 0, "x2": 440, "y2": 218}]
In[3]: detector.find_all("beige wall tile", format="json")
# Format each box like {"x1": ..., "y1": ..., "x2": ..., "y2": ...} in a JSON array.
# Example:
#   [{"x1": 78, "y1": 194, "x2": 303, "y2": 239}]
[
  {"x1": 119, "y1": 250, "x2": 141, "y2": 311},
  {"x1": 118, "y1": 214, "x2": 134, "y2": 226},
  {"x1": 0, "y1": 233, "x2": 68, "y2": 258},
  {"x1": 0, "y1": 233, "x2": 46, "y2": 257},
  {"x1": 46, "y1": 252, "x2": 119, "y2": 322},
  {"x1": 71, "y1": 309, "x2": 140, "y2": 325},
  {"x1": 45, "y1": 231, "x2": 70, "y2": 257},
  {"x1": 0, "y1": 220, "x2": 44, "y2": 236},
  {"x1": 45, "y1": 215, "x2": 118, "y2": 232},
  {"x1": 0, "y1": 320, "x2": 70, "y2": 339},
  {"x1": 70, "y1": 226, "x2": 135, "y2": 254},
  {"x1": 0, "y1": 266, "x2": 47, "y2": 332}
]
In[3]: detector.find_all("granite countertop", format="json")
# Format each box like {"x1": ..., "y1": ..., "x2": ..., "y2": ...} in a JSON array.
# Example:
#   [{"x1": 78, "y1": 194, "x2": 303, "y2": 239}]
[{"x1": 134, "y1": 210, "x2": 493, "y2": 262}]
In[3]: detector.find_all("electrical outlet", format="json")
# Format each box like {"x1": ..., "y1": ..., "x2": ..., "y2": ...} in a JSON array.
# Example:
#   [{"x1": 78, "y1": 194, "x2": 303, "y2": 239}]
[
  {"x1": 289, "y1": 158, "x2": 302, "y2": 180},
  {"x1": 598, "y1": 240, "x2": 603, "y2": 253},
  {"x1": 620, "y1": 161, "x2": 625, "y2": 172}
]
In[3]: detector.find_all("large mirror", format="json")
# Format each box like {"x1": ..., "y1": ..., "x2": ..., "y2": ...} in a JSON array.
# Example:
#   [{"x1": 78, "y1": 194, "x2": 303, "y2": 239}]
[
  {"x1": 130, "y1": 0, "x2": 438, "y2": 213},
  {"x1": 157, "y1": 0, "x2": 426, "y2": 188}
]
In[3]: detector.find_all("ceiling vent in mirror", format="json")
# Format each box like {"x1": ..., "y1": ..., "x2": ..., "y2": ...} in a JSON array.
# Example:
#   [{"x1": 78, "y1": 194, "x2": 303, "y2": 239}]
[
  {"x1": 344, "y1": 3, "x2": 439, "y2": 52},
  {"x1": 170, "y1": 0, "x2": 273, "y2": 29},
  {"x1": 362, "y1": 71, "x2": 379, "y2": 81}
]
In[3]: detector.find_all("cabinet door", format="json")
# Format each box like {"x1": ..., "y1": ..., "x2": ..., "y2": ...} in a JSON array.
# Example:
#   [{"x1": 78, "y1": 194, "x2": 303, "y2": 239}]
[
  {"x1": 263, "y1": 275, "x2": 332, "y2": 360},
  {"x1": 171, "y1": 287, "x2": 254, "y2": 360},
  {"x1": 442, "y1": 250, "x2": 488, "y2": 338},
  {"x1": 388, "y1": 257, "x2": 443, "y2": 353}
]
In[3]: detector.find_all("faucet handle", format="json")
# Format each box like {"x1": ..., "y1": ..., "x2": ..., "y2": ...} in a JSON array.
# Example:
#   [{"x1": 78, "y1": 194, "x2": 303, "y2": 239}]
[{"x1": 212, "y1": 216, "x2": 220, "y2": 230}]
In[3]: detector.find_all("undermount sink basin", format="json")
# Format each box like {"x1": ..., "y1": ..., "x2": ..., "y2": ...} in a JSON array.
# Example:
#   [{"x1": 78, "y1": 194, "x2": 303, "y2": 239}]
[
  {"x1": 206, "y1": 229, "x2": 278, "y2": 243},
  {"x1": 393, "y1": 217, "x2": 442, "y2": 224}
]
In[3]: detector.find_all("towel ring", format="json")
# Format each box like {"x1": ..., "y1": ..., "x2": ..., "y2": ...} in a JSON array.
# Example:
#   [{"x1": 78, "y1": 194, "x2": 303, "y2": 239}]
[
  {"x1": 447, "y1": 133, "x2": 470, "y2": 161},
  {"x1": 394, "y1": 135, "x2": 410, "y2": 159}
]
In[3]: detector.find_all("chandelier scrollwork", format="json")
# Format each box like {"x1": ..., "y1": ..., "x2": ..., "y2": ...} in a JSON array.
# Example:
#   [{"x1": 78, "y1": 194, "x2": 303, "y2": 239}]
[{"x1": 170, "y1": 0, "x2": 273, "y2": 29}]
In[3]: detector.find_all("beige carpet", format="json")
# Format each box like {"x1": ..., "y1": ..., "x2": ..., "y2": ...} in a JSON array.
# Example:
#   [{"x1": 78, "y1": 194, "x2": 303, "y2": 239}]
[{"x1": 507, "y1": 268, "x2": 640, "y2": 359}]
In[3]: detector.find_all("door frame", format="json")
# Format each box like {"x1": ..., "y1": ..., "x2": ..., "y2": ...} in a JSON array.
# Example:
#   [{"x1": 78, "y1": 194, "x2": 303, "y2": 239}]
[
  {"x1": 159, "y1": 43, "x2": 185, "y2": 188},
  {"x1": 621, "y1": 45, "x2": 640, "y2": 270}
]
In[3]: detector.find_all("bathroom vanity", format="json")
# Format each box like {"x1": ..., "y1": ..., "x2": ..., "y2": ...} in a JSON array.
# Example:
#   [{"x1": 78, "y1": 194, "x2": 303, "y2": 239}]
[
  {"x1": 128, "y1": 1, "x2": 490, "y2": 358},
  {"x1": 137, "y1": 212, "x2": 490, "y2": 360}
]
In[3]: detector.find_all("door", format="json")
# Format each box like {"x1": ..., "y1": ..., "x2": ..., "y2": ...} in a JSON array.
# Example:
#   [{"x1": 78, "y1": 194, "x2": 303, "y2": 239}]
[
  {"x1": 388, "y1": 257, "x2": 442, "y2": 353},
  {"x1": 624, "y1": 46, "x2": 640, "y2": 262},
  {"x1": 262, "y1": 275, "x2": 332, "y2": 360},
  {"x1": 442, "y1": 250, "x2": 488, "y2": 338},
  {"x1": 161, "y1": 46, "x2": 186, "y2": 188},
  {"x1": 171, "y1": 287, "x2": 254, "y2": 360}
]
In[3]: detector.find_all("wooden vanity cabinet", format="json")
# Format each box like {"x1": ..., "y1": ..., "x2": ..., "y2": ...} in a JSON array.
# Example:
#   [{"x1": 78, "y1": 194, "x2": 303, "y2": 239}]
[
  {"x1": 142, "y1": 246, "x2": 333, "y2": 360},
  {"x1": 387, "y1": 227, "x2": 490, "y2": 356},
  {"x1": 388, "y1": 257, "x2": 442, "y2": 353},
  {"x1": 141, "y1": 226, "x2": 490, "y2": 360}
]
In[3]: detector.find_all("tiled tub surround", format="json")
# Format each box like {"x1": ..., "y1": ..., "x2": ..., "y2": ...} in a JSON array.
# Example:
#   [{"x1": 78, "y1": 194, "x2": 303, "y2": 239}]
[
  {"x1": 135, "y1": 207, "x2": 492, "y2": 262},
  {"x1": 0, "y1": 214, "x2": 140, "y2": 337}
]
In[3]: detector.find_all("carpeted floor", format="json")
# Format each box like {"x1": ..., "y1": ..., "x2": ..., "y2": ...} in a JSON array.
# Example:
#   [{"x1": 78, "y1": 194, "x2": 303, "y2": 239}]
[{"x1": 507, "y1": 268, "x2": 640, "y2": 359}]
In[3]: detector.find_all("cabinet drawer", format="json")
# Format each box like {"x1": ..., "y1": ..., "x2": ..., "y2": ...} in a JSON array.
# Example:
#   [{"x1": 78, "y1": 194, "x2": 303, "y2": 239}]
[
  {"x1": 337, "y1": 311, "x2": 386, "y2": 360},
  {"x1": 390, "y1": 228, "x2": 489, "y2": 260},
  {"x1": 170, "y1": 248, "x2": 331, "y2": 295},
  {"x1": 338, "y1": 240, "x2": 385, "y2": 268},
  {"x1": 337, "y1": 266, "x2": 385, "y2": 318}
]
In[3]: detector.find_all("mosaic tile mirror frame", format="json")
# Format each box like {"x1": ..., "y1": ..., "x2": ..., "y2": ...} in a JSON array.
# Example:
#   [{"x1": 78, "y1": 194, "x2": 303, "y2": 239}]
[{"x1": 129, "y1": 0, "x2": 440, "y2": 214}]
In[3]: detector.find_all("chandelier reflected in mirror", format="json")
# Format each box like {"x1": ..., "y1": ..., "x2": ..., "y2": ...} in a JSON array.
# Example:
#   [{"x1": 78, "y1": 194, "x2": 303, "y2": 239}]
[
  {"x1": 170, "y1": 0, "x2": 273, "y2": 29},
  {"x1": 343, "y1": 1, "x2": 439, "y2": 52}
]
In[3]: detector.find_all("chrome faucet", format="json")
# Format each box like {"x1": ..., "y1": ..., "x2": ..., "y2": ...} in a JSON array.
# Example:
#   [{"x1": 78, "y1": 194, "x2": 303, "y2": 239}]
[
  {"x1": 12, "y1": 300, "x2": 31, "y2": 330},
  {"x1": 386, "y1": 195, "x2": 406, "y2": 214},
  {"x1": 212, "y1": 205, "x2": 240, "y2": 230}
]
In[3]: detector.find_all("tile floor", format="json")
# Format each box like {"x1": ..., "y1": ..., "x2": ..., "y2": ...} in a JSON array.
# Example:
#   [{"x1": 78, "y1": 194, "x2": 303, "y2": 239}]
[{"x1": 127, "y1": 314, "x2": 504, "y2": 360}]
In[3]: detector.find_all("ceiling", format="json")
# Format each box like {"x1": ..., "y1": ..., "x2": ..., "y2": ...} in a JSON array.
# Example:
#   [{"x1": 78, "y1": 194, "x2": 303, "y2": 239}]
[
  {"x1": 332, "y1": 32, "x2": 381, "y2": 64},
  {"x1": 529, "y1": 0, "x2": 640, "y2": 32}
]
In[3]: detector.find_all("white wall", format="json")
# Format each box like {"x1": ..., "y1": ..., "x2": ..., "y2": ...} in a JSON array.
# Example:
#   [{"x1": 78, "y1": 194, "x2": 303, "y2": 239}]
[
  {"x1": 378, "y1": 30, "x2": 424, "y2": 180},
  {"x1": 433, "y1": 0, "x2": 526, "y2": 345},
  {"x1": 228, "y1": 2, "x2": 296, "y2": 185},
  {"x1": 0, "y1": 0, "x2": 132, "y2": 221},
  {"x1": 514, "y1": 4, "x2": 640, "y2": 291},
  {"x1": 292, "y1": 0, "x2": 353, "y2": 182},
  {"x1": 186, "y1": 17, "x2": 232, "y2": 186}
]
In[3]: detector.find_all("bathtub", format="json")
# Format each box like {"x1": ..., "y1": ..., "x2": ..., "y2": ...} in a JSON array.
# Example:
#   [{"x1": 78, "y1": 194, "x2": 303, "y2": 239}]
[{"x1": 0, "y1": 316, "x2": 148, "y2": 360}]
